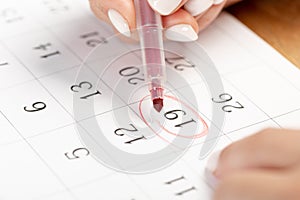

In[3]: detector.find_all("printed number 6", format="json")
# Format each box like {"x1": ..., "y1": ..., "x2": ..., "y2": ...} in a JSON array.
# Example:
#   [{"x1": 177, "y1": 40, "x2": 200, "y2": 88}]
[{"x1": 24, "y1": 102, "x2": 46, "y2": 112}]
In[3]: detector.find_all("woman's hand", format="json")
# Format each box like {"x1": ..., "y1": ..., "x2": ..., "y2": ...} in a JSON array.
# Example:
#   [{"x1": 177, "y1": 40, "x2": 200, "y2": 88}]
[
  {"x1": 208, "y1": 128, "x2": 300, "y2": 200},
  {"x1": 89, "y1": 0, "x2": 241, "y2": 41}
]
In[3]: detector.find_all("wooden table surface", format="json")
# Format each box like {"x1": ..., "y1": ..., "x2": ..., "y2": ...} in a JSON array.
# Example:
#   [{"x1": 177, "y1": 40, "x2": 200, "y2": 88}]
[{"x1": 227, "y1": 0, "x2": 300, "y2": 68}]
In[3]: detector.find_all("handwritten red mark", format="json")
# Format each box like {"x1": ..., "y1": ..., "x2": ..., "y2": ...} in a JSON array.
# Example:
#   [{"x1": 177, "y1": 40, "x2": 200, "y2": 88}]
[{"x1": 139, "y1": 95, "x2": 208, "y2": 145}]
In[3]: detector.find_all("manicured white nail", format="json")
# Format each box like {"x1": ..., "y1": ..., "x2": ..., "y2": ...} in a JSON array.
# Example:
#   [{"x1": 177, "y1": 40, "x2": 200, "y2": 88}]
[
  {"x1": 165, "y1": 24, "x2": 198, "y2": 42},
  {"x1": 214, "y1": 0, "x2": 225, "y2": 5},
  {"x1": 205, "y1": 150, "x2": 222, "y2": 188},
  {"x1": 147, "y1": 0, "x2": 182, "y2": 15},
  {"x1": 108, "y1": 9, "x2": 131, "y2": 37},
  {"x1": 184, "y1": 0, "x2": 214, "y2": 16}
]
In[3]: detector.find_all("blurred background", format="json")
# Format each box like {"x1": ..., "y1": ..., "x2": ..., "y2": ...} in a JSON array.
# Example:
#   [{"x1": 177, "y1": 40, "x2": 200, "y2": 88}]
[{"x1": 228, "y1": 0, "x2": 300, "y2": 68}]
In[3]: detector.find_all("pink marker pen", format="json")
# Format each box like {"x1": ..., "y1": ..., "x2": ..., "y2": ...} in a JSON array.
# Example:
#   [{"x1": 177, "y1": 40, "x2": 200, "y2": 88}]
[{"x1": 134, "y1": 0, "x2": 166, "y2": 112}]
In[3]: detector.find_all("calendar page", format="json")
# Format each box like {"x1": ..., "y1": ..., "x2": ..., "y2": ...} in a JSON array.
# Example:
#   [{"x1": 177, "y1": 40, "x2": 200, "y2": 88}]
[{"x1": 1, "y1": 0, "x2": 300, "y2": 199}]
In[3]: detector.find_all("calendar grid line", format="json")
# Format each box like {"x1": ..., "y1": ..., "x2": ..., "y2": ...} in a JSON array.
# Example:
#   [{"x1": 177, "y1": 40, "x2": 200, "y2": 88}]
[
  {"x1": 12, "y1": 29, "x2": 160, "y2": 199},
  {"x1": 218, "y1": 60, "x2": 263, "y2": 77},
  {"x1": 25, "y1": 121, "x2": 76, "y2": 139},
  {"x1": 53, "y1": 168, "x2": 152, "y2": 200},
  {"x1": 189, "y1": 134, "x2": 229, "y2": 150},
  {"x1": 0, "y1": 110, "x2": 79, "y2": 200},
  {"x1": 168, "y1": 83, "x2": 226, "y2": 136},
  {"x1": 215, "y1": 22, "x2": 300, "y2": 94},
  {"x1": 223, "y1": 77, "x2": 282, "y2": 128},
  {"x1": 36, "y1": 63, "x2": 80, "y2": 79},
  {"x1": 165, "y1": 44, "x2": 234, "y2": 146},
  {"x1": 0, "y1": 39, "x2": 78, "y2": 120},
  {"x1": 223, "y1": 132, "x2": 235, "y2": 143},
  {"x1": 0, "y1": 111, "x2": 24, "y2": 146},
  {"x1": 2, "y1": 42, "x2": 123, "y2": 190},
  {"x1": 78, "y1": 44, "x2": 232, "y2": 174},
  {"x1": 25, "y1": 11, "x2": 154, "y2": 129},
  {"x1": 32, "y1": 12, "x2": 223, "y2": 160},
  {"x1": 272, "y1": 107, "x2": 300, "y2": 120},
  {"x1": 23, "y1": 101, "x2": 132, "y2": 141},
  {"x1": 0, "y1": 27, "x2": 45, "y2": 41},
  {"x1": 31, "y1": 149, "x2": 154, "y2": 199},
  {"x1": 2, "y1": 9, "x2": 284, "y2": 184},
  {"x1": 0, "y1": 51, "x2": 79, "y2": 93},
  {"x1": 0, "y1": 137, "x2": 24, "y2": 148},
  {"x1": 66, "y1": 172, "x2": 116, "y2": 191},
  {"x1": 41, "y1": 20, "x2": 159, "y2": 130},
  {"x1": 0, "y1": 9, "x2": 128, "y2": 194},
  {"x1": 225, "y1": 119, "x2": 278, "y2": 139},
  {"x1": 0, "y1": 1, "x2": 92, "y2": 41},
  {"x1": 35, "y1": 13, "x2": 213, "y2": 138},
  {"x1": 35, "y1": 190, "x2": 75, "y2": 200},
  {"x1": 77, "y1": 38, "x2": 224, "y2": 166},
  {"x1": 2, "y1": 3, "x2": 300, "y2": 199},
  {"x1": 0, "y1": 19, "x2": 98, "y2": 48},
  {"x1": 267, "y1": 66, "x2": 300, "y2": 93},
  {"x1": 2, "y1": 26, "x2": 215, "y2": 197},
  {"x1": 0, "y1": 76, "x2": 35, "y2": 91},
  {"x1": 0, "y1": 40, "x2": 90, "y2": 200},
  {"x1": 9, "y1": 88, "x2": 124, "y2": 198},
  {"x1": 127, "y1": 177, "x2": 154, "y2": 200},
  {"x1": 220, "y1": 61, "x2": 264, "y2": 77},
  {"x1": 181, "y1": 159, "x2": 216, "y2": 191},
  {"x1": 43, "y1": 128, "x2": 227, "y2": 198},
  {"x1": 70, "y1": 81, "x2": 200, "y2": 123}
]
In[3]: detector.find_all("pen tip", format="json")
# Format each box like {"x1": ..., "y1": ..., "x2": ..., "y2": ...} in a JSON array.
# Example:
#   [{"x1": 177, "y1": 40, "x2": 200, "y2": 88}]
[{"x1": 153, "y1": 98, "x2": 164, "y2": 112}]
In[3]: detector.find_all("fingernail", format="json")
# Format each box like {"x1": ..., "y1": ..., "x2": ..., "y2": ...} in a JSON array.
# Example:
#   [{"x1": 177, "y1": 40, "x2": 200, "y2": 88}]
[
  {"x1": 214, "y1": 0, "x2": 225, "y2": 5},
  {"x1": 147, "y1": 0, "x2": 182, "y2": 15},
  {"x1": 108, "y1": 9, "x2": 131, "y2": 37},
  {"x1": 184, "y1": 0, "x2": 214, "y2": 16},
  {"x1": 205, "y1": 150, "x2": 222, "y2": 188},
  {"x1": 165, "y1": 24, "x2": 198, "y2": 42}
]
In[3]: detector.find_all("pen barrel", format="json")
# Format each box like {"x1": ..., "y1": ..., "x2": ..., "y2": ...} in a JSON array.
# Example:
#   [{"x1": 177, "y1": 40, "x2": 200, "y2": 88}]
[
  {"x1": 134, "y1": 0, "x2": 162, "y2": 28},
  {"x1": 134, "y1": 0, "x2": 166, "y2": 99},
  {"x1": 140, "y1": 26, "x2": 166, "y2": 90}
]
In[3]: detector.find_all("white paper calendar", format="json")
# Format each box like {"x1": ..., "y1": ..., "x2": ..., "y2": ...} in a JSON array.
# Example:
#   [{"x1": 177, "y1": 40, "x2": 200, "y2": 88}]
[{"x1": 1, "y1": 0, "x2": 300, "y2": 199}]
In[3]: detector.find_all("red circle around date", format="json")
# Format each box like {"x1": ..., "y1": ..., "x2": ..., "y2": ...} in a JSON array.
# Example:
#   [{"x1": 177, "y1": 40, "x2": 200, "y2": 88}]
[{"x1": 138, "y1": 95, "x2": 208, "y2": 141}]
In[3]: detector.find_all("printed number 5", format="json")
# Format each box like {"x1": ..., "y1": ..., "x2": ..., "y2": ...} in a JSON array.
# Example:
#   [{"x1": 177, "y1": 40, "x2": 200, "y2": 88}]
[{"x1": 64, "y1": 148, "x2": 90, "y2": 160}]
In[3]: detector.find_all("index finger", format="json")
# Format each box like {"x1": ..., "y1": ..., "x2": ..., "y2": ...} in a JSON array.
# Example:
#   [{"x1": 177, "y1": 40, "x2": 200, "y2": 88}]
[{"x1": 147, "y1": 0, "x2": 189, "y2": 16}]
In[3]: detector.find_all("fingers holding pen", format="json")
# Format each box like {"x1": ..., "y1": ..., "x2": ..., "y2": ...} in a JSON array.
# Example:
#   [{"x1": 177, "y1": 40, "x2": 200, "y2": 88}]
[
  {"x1": 195, "y1": 1, "x2": 227, "y2": 32},
  {"x1": 89, "y1": 0, "x2": 135, "y2": 37},
  {"x1": 147, "y1": 0, "x2": 221, "y2": 17},
  {"x1": 147, "y1": 0, "x2": 226, "y2": 42},
  {"x1": 89, "y1": 0, "x2": 227, "y2": 41},
  {"x1": 147, "y1": 0, "x2": 189, "y2": 16},
  {"x1": 89, "y1": 0, "x2": 198, "y2": 41},
  {"x1": 147, "y1": 0, "x2": 200, "y2": 42},
  {"x1": 163, "y1": 9, "x2": 199, "y2": 42}
]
